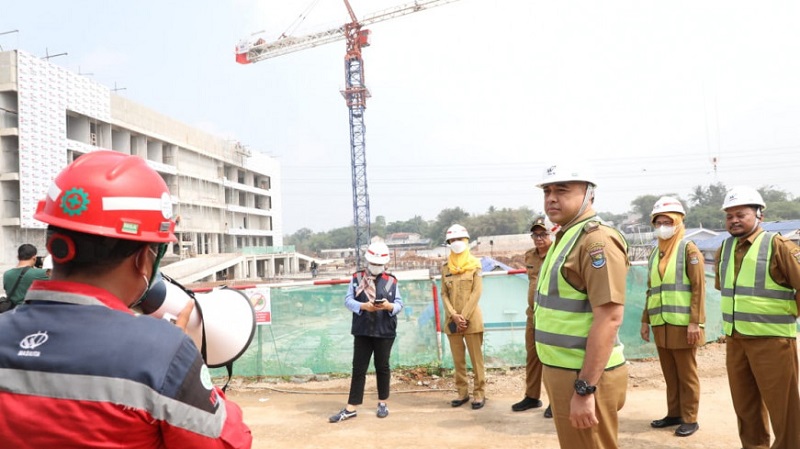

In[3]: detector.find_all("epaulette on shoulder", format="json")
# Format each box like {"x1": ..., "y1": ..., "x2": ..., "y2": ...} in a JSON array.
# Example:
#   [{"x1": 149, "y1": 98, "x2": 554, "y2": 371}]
[{"x1": 583, "y1": 220, "x2": 601, "y2": 233}]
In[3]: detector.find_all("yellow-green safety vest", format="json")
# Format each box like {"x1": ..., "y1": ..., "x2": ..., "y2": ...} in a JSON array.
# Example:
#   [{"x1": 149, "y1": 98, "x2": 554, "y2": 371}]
[
  {"x1": 647, "y1": 240, "x2": 695, "y2": 326},
  {"x1": 719, "y1": 232, "x2": 797, "y2": 337},
  {"x1": 534, "y1": 217, "x2": 627, "y2": 370}
]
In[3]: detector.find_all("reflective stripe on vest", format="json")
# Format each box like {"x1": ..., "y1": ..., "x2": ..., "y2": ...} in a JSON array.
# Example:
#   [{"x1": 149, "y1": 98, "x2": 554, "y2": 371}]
[
  {"x1": 719, "y1": 232, "x2": 797, "y2": 337},
  {"x1": 534, "y1": 217, "x2": 627, "y2": 370},
  {"x1": 647, "y1": 240, "x2": 692, "y2": 326}
]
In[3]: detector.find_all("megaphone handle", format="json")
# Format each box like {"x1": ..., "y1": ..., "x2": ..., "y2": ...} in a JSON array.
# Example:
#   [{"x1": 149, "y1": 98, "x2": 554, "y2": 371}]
[
  {"x1": 221, "y1": 362, "x2": 233, "y2": 393},
  {"x1": 191, "y1": 295, "x2": 208, "y2": 364}
]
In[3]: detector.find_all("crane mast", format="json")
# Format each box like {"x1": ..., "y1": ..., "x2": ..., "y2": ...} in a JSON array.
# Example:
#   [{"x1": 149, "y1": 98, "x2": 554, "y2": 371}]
[{"x1": 236, "y1": 0, "x2": 459, "y2": 268}]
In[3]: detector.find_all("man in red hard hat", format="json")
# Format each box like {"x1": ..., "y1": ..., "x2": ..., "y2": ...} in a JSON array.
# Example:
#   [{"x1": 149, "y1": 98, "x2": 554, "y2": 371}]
[{"x1": 0, "y1": 151, "x2": 252, "y2": 449}]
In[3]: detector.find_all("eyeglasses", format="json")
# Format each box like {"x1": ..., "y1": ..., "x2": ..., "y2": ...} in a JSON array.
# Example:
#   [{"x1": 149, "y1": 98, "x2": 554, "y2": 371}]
[{"x1": 531, "y1": 233, "x2": 548, "y2": 240}]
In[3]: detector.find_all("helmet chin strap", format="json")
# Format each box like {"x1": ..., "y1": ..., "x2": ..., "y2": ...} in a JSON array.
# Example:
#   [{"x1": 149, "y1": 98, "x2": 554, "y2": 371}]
[{"x1": 562, "y1": 184, "x2": 595, "y2": 230}]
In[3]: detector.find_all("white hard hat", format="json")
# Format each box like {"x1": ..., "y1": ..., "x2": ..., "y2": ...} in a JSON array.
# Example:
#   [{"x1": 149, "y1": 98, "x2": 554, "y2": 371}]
[
  {"x1": 42, "y1": 254, "x2": 53, "y2": 270},
  {"x1": 537, "y1": 162, "x2": 597, "y2": 188},
  {"x1": 364, "y1": 241, "x2": 391, "y2": 265},
  {"x1": 651, "y1": 196, "x2": 686, "y2": 218},
  {"x1": 445, "y1": 224, "x2": 470, "y2": 242},
  {"x1": 722, "y1": 186, "x2": 765, "y2": 211}
]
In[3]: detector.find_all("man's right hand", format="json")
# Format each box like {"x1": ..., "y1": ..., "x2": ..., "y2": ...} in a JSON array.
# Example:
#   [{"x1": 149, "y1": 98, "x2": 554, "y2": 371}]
[{"x1": 640, "y1": 323, "x2": 650, "y2": 342}]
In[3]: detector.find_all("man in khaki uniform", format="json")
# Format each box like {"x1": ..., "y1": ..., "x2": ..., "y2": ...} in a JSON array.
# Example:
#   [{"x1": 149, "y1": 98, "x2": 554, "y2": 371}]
[
  {"x1": 512, "y1": 216, "x2": 554, "y2": 417},
  {"x1": 442, "y1": 224, "x2": 486, "y2": 409},
  {"x1": 640, "y1": 196, "x2": 705, "y2": 437},
  {"x1": 714, "y1": 186, "x2": 800, "y2": 449},
  {"x1": 535, "y1": 163, "x2": 629, "y2": 449}
]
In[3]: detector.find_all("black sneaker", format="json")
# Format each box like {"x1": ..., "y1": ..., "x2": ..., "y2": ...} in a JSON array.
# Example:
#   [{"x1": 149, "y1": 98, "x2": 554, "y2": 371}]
[
  {"x1": 512, "y1": 396, "x2": 543, "y2": 412},
  {"x1": 543, "y1": 405, "x2": 553, "y2": 418},
  {"x1": 329, "y1": 408, "x2": 357, "y2": 423}
]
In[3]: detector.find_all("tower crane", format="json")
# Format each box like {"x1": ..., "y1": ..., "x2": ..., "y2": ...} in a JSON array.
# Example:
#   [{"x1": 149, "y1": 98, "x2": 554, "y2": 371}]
[{"x1": 236, "y1": 0, "x2": 460, "y2": 268}]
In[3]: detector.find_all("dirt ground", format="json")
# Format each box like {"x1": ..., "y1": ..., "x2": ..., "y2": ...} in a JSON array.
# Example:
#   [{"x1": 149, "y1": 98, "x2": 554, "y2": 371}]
[{"x1": 224, "y1": 340, "x2": 797, "y2": 449}]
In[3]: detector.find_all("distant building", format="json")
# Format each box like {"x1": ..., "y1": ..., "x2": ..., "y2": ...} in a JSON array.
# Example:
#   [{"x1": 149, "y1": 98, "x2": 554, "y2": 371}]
[
  {"x1": 0, "y1": 50, "x2": 289, "y2": 279},
  {"x1": 385, "y1": 232, "x2": 431, "y2": 250}
]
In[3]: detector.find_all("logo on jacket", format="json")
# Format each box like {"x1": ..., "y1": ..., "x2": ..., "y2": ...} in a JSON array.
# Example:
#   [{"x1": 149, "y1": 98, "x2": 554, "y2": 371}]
[{"x1": 18, "y1": 331, "x2": 49, "y2": 357}]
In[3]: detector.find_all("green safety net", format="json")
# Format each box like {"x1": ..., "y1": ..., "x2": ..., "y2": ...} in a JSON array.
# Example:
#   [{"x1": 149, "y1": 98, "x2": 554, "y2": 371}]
[{"x1": 213, "y1": 265, "x2": 731, "y2": 377}]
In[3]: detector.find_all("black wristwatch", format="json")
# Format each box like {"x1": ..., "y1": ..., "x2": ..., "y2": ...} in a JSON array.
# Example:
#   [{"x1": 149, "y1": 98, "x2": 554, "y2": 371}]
[{"x1": 574, "y1": 379, "x2": 597, "y2": 396}]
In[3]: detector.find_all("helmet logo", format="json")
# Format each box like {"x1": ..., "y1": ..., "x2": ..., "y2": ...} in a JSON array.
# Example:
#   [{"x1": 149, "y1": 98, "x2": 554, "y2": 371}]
[
  {"x1": 546, "y1": 165, "x2": 557, "y2": 176},
  {"x1": 161, "y1": 192, "x2": 173, "y2": 219},
  {"x1": 60, "y1": 188, "x2": 90, "y2": 217}
]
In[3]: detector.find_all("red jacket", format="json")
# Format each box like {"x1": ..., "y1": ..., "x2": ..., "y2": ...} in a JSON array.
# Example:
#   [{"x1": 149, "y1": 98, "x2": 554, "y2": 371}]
[{"x1": 0, "y1": 280, "x2": 252, "y2": 449}]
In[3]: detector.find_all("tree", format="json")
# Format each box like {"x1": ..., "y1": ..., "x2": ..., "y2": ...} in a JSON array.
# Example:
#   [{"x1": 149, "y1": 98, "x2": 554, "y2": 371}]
[
  {"x1": 683, "y1": 205, "x2": 725, "y2": 230},
  {"x1": 427, "y1": 207, "x2": 470, "y2": 243},
  {"x1": 469, "y1": 207, "x2": 533, "y2": 237},
  {"x1": 630, "y1": 194, "x2": 667, "y2": 220},
  {"x1": 386, "y1": 215, "x2": 430, "y2": 235},
  {"x1": 764, "y1": 201, "x2": 800, "y2": 220},
  {"x1": 372, "y1": 215, "x2": 386, "y2": 239},
  {"x1": 689, "y1": 182, "x2": 727, "y2": 207},
  {"x1": 758, "y1": 186, "x2": 791, "y2": 203}
]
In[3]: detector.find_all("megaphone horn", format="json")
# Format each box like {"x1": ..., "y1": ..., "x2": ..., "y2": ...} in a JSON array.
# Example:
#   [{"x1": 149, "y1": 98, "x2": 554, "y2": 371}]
[{"x1": 139, "y1": 272, "x2": 256, "y2": 369}]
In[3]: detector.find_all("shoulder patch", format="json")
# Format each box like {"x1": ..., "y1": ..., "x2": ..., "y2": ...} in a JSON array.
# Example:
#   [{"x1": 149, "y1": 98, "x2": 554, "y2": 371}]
[
  {"x1": 584, "y1": 220, "x2": 601, "y2": 233},
  {"x1": 587, "y1": 241, "x2": 606, "y2": 268},
  {"x1": 689, "y1": 255, "x2": 700, "y2": 265}
]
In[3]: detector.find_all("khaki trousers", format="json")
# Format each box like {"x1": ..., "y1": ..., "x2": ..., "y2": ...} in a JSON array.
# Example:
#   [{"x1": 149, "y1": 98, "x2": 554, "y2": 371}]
[
  {"x1": 726, "y1": 335, "x2": 800, "y2": 449},
  {"x1": 543, "y1": 364, "x2": 628, "y2": 449},
  {"x1": 656, "y1": 346, "x2": 700, "y2": 423},
  {"x1": 447, "y1": 332, "x2": 486, "y2": 401},
  {"x1": 524, "y1": 313, "x2": 543, "y2": 399}
]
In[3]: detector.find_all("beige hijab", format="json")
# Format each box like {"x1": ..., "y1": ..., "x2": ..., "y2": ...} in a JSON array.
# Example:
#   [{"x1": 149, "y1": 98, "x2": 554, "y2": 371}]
[{"x1": 655, "y1": 212, "x2": 685, "y2": 277}]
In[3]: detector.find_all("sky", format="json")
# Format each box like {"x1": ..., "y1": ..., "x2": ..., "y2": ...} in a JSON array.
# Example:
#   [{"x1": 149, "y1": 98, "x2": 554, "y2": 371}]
[{"x1": 3, "y1": 1, "x2": 800, "y2": 234}]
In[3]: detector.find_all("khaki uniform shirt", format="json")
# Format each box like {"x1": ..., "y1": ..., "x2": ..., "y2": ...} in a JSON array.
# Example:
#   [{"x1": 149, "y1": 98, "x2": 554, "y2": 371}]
[
  {"x1": 714, "y1": 228, "x2": 800, "y2": 313},
  {"x1": 553, "y1": 209, "x2": 629, "y2": 309},
  {"x1": 524, "y1": 247, "x2": 547, "y2": 318},
  {"x1": 441, "y1": 265, "x2": 484, "y2": 334},
  {"x1": 642, "y1": 240, "x2": 707, "y2": 348}
]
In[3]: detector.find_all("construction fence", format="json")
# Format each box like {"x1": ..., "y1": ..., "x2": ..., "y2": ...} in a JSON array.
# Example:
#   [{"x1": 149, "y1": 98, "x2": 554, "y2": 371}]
[{"x1": 212, "y1": 265, "x2": 731, "y2": 378}]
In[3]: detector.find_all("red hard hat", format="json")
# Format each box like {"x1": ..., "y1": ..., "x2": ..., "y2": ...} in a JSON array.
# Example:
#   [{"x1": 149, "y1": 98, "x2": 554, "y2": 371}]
[{"x1": 34, "y1": 151, "x2": 176, "y2": 243}]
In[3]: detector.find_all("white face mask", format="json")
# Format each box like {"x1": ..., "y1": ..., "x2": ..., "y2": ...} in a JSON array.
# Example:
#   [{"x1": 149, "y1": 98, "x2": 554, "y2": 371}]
[
  {"x1": 449, "y1": 240, "x2": 468, "y2": 254},
  {"x1": 367, "y1": 264, "x2": 385, "y2": 275},
  {"x1": 655, "y1": 225, "x2": 676, "y2": 240}
]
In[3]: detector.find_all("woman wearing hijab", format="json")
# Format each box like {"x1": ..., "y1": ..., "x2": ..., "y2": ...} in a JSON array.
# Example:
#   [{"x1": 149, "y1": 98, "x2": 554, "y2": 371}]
[
  {"x1": 640, "y1": 197, "x2": 706, "y2": 437},
  {"x1": 441, "y1": 224, "x2": 486, "y2": 410}
]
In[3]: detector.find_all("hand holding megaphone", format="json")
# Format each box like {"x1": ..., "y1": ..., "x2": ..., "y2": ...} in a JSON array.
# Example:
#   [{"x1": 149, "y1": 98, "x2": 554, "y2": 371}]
[{"x1": 139, "y1": 272, "x2": 256, "y2": 368}]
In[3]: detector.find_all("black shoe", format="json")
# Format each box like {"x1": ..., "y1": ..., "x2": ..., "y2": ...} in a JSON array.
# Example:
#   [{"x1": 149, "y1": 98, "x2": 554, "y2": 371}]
[
  {"x1": 675, "y1": 422, "x2": 699, "y2": 437},
  {"x1": 543, "y1": 405, "x2": 553, "y2": 418},
  {"x1": 471, "y1": 399, "x2": 485, "y2": 410},
  {"x1": 650, "y1": 416, "x2": 682, "y2": 428},
  {"x1": 512, "y1": 396, "x2": 543, "y2": 412},
  {"x1": 451, "y1": 397, "x2": 469, "y2": 407}
]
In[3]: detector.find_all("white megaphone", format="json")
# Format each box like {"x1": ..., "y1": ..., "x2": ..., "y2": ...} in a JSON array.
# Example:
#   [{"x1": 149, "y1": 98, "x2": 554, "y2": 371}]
[{"x1": 139, "y1": 272, "x2": 256, "y2": 368}]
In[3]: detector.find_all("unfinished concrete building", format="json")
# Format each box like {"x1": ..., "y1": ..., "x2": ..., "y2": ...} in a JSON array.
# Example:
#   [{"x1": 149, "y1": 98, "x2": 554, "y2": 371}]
[{"x1": 0, "y1": 50, "x2": 298, "y2": 283}]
